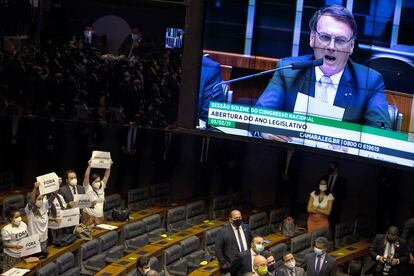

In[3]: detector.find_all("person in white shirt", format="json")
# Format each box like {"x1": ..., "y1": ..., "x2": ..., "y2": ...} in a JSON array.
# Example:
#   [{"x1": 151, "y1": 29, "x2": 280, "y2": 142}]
[
  {"x1": 82, "y1": 158, "x2": 113, "y2": 226},
  {"x1": 307, "y1": 178, "x2": 334, "y2": 234},
  {"x1": 25, "y1": 181, "x2": 56, "y2": 258},
  {"x1": 1, "y1": 207, "x2": 29, "y2": 271}
]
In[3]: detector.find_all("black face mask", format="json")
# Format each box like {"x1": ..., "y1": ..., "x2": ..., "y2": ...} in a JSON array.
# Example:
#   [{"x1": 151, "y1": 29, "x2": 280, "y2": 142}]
[
  {"x1": 232, "y1": 219, "x2": 242, "y2": 227},
  {"x1": 268, "y1": 263, "x2": 275, "y2": 272},
  {"x1": 387, "y1": 237, "x2": 397, "y2": 243}
]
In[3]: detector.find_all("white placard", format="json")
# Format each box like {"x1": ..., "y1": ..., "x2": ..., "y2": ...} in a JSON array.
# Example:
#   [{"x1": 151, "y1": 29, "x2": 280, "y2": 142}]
[
  {"x1": 96, "y1": 224, "x2": 118, "y2": 230},
  {"x1": 91, "y1": 151, "x2": 111, "y2": 169},
  {"x1": 294, "y1": 92, "x2": 345, "y2": 121},
  {"x1": 73, "y1": 194, "x2": 92, "y2": 209},
  {"x1": 36, "y1": 172, "x2": 59, "y2": 195},
  {"x1": 1, "y1": 268, "x2": 31, "y2": 276},
  {"x1": 49, "y1": 208, "x2": 80, "y2": 229},
  {"x1": 19, "y1": 234, "x2": 41, "y2": 257}
]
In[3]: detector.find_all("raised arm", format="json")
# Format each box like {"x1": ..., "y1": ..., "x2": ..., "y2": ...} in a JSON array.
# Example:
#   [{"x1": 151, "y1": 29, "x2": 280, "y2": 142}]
[
  {"x1": 83, "y1": 160, "x2": 92, "y2": 186},
  {"x1": 102, "y1": 159, "x2": 113, "y2": 185}
]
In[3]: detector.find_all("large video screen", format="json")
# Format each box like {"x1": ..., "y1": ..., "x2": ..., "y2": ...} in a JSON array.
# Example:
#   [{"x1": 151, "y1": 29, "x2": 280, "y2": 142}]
[{"x1": 197, "y1": 0, "x2": 414, "y2": 167}]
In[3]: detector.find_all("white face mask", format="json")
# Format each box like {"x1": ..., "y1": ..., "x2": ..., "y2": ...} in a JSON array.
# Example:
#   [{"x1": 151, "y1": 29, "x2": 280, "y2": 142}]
[
  {"x1": 319, "y1": 185, "x2": 327, "y2": 192},
  {"x1": 143, "y1": 267, "x2": 150, "y2": 273},
  {"x1": 92, "y1": 181, "x2": 101, "y2": 190},
  {"x1": 69, "y1": 178, "x2": 77, "y2": 186},
  {"x1": 285, "y1": 260, "x2": 296, "y2": 269},
  {"x1": 314, "y1": 247, "x2": 324, "y2": 256},
  {"x1": 13, "y1": 217, "x2": 22, "y2": 226}
]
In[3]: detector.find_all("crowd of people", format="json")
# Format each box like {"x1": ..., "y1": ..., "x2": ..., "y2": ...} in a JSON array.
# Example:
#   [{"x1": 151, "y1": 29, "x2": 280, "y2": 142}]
[{"x1": 0, "y1": 32, "x2": 182, "y2": 129}]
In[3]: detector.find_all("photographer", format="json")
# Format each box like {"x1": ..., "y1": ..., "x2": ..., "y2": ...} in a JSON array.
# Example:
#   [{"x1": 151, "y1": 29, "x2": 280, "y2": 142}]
[{"x1": 369, "y1": 226, "x2": 410, "y2": 276}]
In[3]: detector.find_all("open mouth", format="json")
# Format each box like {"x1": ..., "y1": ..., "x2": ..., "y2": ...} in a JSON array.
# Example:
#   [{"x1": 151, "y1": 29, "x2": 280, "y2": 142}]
[{"x1": 325, "y1": 55, "x2": 336, "y2": 61}]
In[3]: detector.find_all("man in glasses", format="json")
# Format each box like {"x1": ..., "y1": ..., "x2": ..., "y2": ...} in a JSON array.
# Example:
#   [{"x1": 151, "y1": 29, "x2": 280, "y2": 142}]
[{"x1": 256, "y1": 4, "x2": 391, "y2": 142}]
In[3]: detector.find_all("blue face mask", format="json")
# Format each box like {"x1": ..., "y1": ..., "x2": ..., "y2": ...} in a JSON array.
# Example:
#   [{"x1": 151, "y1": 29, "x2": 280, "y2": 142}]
[
  {"x1": 255, "y1": 244, "x2": 264, "y2": 253},
  {"x1": 314, "y1": 247, "x2": 324, "y2": 256},
  {"x1": 131, "y1": 34, "x2": 142, "y2": 41}
]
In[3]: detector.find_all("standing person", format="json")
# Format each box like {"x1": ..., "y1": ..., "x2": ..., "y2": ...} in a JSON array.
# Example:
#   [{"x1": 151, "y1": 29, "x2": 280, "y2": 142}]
[
  {"x1": 277, "y1": 252, "x2": 305, "y2": 276},
  {"x1": 232, "y1": 236, "x2": 265, "y2": 276},
  {"x1": 369, "y1": 226, "x2": 410, "y2": 276},
  {"x1": 304, "y1": 237, "x2": 337, "y2": 276},
  {"x1": 215, "y1": 210, "x2": 253, "y2": 274},
  {"x1": 82, "y1": 159, "x2": 113, "y2": 226},
  {"x1": 25, "y1": 181, "x2": 56, "y2": 258},
  {"x1": 1, "y1": 207, "x2": 28, "y2": 271},
  {"x1": 59, "y1": 169, "x2": 85, "y2": 207},
  {"x1": 324, "y1": 161, "x2": 347, "y2": 228},
  {"x1": 307, "y1": 178, "x2": 334, "y2": 234},
  {"x1": 119, "y1": 25, "x2": 146, "y2": 58}
]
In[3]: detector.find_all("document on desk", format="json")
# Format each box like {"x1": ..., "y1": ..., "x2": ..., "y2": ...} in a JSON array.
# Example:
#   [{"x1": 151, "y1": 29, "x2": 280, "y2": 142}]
[
  {"x1": 1, "y1": 268, "x2": 31, "y2": 276},
  {"x1": 96, "y1": 224, "x2": 118, "y2": 230}
]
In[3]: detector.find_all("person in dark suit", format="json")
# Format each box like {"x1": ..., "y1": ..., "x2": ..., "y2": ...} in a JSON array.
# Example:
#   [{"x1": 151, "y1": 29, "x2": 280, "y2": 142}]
[
  {"x1": 79, "y1": 24, "x2": 105, "y2": 52},
  {"x1": 215, "y1": 210, "x2": 253, "y2": 274},
  {"x1": 401, "y1": 203, "x2": 414, "y2": 273},
  {"x1": 118, "y1": 25, "x2": 148, "y2": 58},
  {"x1": 369, "y1": 226, "x2": 410, "y2": 276},
  {"x1": 58, "y1": 169, "x2": 85, "y2": 207},
  {"x1": 231, "y1": 236, "x2": 265, "y2": 276},
  {"x1": 304, "y1": 237, "x2": 337, "y2": 276},
  {"x1": 256, "y1": 4, "x2": 390, "y2": 142},
  {"x1": 198, "y1": 56, "x2": 224, "y2": 126},
  {"x1": 323, "y1": 161, "x2": 347, "y2": 234},
  {"x1": 262, "y1": 250, "x2": 277, "y2": 276},
  {"x1": 277, "y1": 252, "x2": 305, "y2": 276}
]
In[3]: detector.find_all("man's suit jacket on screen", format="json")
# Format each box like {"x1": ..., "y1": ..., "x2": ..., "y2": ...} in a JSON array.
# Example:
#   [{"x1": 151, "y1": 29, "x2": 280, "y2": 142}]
[
  {"x1": 304, "y1": 252, "x2": 337, "y2": 276},
  {"x1": 215, "y1": 223, "x2": 253, "y2": 270},
  {"x1": 255, "y1": 55, "x2": 391, "y2": 129}
]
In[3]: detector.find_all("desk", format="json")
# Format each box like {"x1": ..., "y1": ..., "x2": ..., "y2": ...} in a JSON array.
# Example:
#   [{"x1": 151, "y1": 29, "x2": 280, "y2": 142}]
[
  {"x1": 95, "y1": 264, "x2": 127, "y2": 276},
  {"x1": 264, "y1": 228, "x2": 307, "y2": 249},
  {"x1": 101, "y1": 220, "x2": 227, "y2": 274},
  {"x1": 13, "y1": 205, "x2": 176, "y2": 274},
  {"x1": 189, "y1": 260, "x2": 221, "y2": 276},
  {"x1": 329, "y1": 240, "x2": 371, "y2": 265}
]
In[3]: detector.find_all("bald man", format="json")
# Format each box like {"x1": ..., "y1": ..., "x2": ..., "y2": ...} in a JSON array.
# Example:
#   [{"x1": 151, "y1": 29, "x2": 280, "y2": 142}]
[
  {"x1": 215, "y1": 210, "x2": 253, "y2": 274},
  {"x1": 253, "y1": 255, "x2": 270, "y2": 276}
]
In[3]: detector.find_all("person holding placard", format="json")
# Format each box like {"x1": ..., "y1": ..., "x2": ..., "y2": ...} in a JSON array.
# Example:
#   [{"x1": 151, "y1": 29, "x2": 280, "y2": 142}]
[
  {"x1": 25, "y1": 182, "x2": 56, "y2": 258},
  {"x1": 48, "y1": 190, "x2": 67, "y2": 241},
  {"x1": 82, "y1": 158, "x2": 113, "y2": 226},
  {"x1": 1, "y1": 207, "x2": 29, "y2": 271},
  {"x1": 59, "y1": 169, "x2": 86, "y2": 207}
]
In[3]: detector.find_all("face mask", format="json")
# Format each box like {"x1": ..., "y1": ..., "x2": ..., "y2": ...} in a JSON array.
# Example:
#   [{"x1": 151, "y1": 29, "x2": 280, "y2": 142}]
[
  {"x1": 36, "y1": 199, "x2": 43, "y2": 208},
  {"x1": 285, "y1": 260, "x2": 296, "y2": 269},
  {"x1": 131, "y1": 34, "x2": 142, "y2": 41},
  {"x1": 268, "y1": 263, "x2": 275, "y2": 272},
  {"x1": 143, "y1": 267, "x2": 150, "y2": 273},
  {"x1": 84, "y1": 31, "x2": 92, "y2": 37},
  {"x1": 314, "y1": 247, "x2": 324, "y2": 256},
  {"x1": 232, "y1": 219, "x2": 242, "y2": 227},
  {"x1": 13, "y1": 217, "x2": 22, "y2": 226},
  {"x1": 387, "y1": 237, "x2": 396, "y2": 243},
  {"x1": 92, "y1": 181, "x2": 101, "y2": 190},
  {"x1": 257, "y1": 265, "x2": 268, "y2": 276},
  {"x1": 69, "y1": 178, "x2": 77, "y2": 186},
  {"x1": 319, "y1": 185, "x2": 327, "y2": 192},
  {"x1": 255, "y1": 244, "x2": 264, "y2": 253}
]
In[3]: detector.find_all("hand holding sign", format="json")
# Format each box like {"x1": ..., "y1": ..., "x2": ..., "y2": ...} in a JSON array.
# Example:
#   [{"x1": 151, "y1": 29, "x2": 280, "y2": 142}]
[
  {"x1": 19, "y1": 234, "x2": 41, "y2": 257},
  {"x1": 36, "y1": 172, "x2": 59, "y2": 195}
]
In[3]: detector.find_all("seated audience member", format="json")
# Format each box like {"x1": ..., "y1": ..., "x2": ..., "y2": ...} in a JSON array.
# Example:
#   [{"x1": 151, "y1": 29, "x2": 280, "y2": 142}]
[
  {"x1": 145, "y1": 270, "x2": 159, "y2": 276},
  {"x1": 82, "y1": 158, "x2": 113, "y2": 226},
  {"x1": 26, "y1": 181, "x2": 56, "y2": 258},
  {"x1": 369, "y1": 226, "x2": 410, "y2": 276},
  {"x1": 78, "y1": 24, "x2": 104, "y2": 52},
  {"x1": 134, "y1": 256, "x2": 151, "y2": 276},
  {"x1": 253, "y1": 255, "x2": 271, "y2": 276},
  {"x1": 232, "y1": 236, "x2": 265, "y2": 276},
  {"x1": 277, "y1": 252, "x2": 305, "y2": 276},
  {"x1": 215, "y1": 209, "x2": 253, "y2": 274},
  {"x1": 59, "y1": 169, "x2": 85, "y2": 207},
  {"x1": 347, "y1": 260, "x2": 362, "y2": 276},
  {"x1": 401, "y1": 203, "x2": 414, "y2": 268},
  {"x1": 1, "y1": 207, "x2": 29, "y2": 271},
  {"x1": 261, "y1": 250, "x2": 276, "y2": 276},
  {"x1": 119, "y1": 25, "x2": 145, "y2": 57},
  {"x1": 307, "y1": 178, "x2": 334, "y2": 234},
  {"x1": 304, "y1": 237, "x2": 337, "y2": 276}
]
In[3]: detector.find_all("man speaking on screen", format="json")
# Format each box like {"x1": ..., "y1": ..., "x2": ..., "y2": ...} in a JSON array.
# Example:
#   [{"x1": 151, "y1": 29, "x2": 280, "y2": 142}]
[{"x1": 256, "y1": 4, "x2": 391, "y2": 142}]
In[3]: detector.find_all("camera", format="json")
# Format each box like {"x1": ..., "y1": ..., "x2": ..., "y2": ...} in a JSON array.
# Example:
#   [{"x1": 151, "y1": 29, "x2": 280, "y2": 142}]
[{"x1": 383, "y1": 256, "x2": 392, "y2": 275}]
